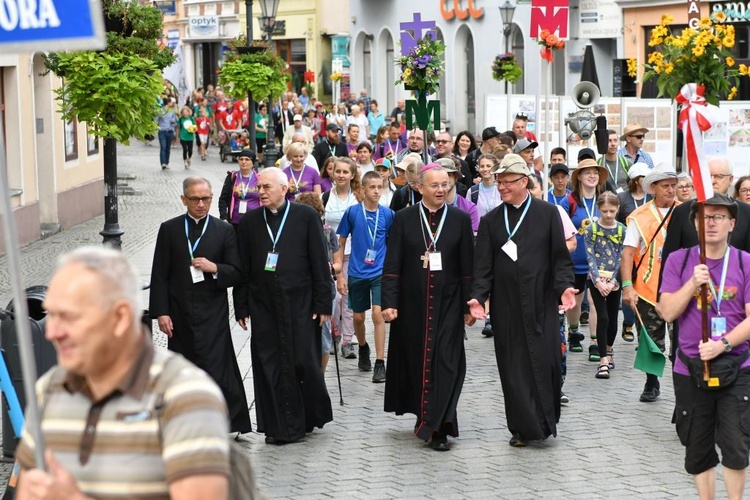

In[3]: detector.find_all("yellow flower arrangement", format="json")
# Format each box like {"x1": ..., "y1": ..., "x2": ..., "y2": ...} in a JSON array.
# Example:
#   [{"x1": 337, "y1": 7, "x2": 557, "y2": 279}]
[
  {"x1": 330, "y1": 72, "x2": 343, "y2": 82},
  {"x1": 629, "y1": 13, "x2": 745, "y2": 104}
]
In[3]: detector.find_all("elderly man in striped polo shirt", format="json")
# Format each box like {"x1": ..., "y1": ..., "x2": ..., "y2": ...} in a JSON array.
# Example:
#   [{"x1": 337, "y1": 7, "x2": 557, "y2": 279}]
[{"x1": 16, "y1": 247, "x2": 231, "y2": 499}]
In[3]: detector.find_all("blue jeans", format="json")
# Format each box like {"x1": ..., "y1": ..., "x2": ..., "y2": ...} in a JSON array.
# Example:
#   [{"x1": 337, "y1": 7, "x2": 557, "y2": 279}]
[
  {"x1": 158, "y1": 129, "x2": 175, "y2": 165},
  {"x1": 622, "y1": 301, "x2": 635, "y2": 326}
]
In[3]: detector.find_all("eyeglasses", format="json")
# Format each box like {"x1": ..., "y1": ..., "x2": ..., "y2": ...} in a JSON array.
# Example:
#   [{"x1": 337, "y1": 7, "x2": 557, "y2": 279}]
[
  {"x1": 677, "y1": 184, "x2": 693, "y2": 190},
  {"x1": 711, "y1": 174, "x2": 732, "y2": 180},
  {"x1": 740, "y1": 188, "x2": 750, "y2": 195},
  {"x1": 422, "y1": 182, "x2": 450, "y2": 190},
  {"x1": 703, "y1": 214, "x2": 729, "y2": 223},
  {"x1": 631, "y1": 134, "x2": 646, "y2": 139},
  {"x1": 495, "y1": 176, "x2": 527, "y2": 187},
  {"x1": 186, "y1": 196, "x2": 213, "y2": 204},
  {"x1": 435, "y1": 140, "x2": 450, "y2": 144}
]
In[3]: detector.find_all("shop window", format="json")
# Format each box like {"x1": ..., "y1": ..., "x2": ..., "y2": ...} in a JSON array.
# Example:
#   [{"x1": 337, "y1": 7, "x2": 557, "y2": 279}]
[
  {"x1": 87, "y1": 129, "x2": 99, "y2": 155},
  {"x1": 64, "y1": 118, "x2": 78, "y2": 161},
  {"x1": 274, "y1": 39, "x2": 307, "y2": 93},
  {"x1": 204, "y1": 3, "x2": 216, "y2": 15}
]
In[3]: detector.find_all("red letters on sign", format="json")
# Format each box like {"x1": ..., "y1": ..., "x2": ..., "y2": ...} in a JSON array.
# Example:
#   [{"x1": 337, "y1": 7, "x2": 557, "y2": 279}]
[{"x1": 530, "y1": 0, "x2": 568, "y2": 38}]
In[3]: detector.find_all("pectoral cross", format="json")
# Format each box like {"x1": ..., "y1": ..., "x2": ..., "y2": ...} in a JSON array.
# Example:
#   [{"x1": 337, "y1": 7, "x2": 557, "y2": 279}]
[{"x1": 421, "y1": 251, "x2": 430, "y2": 269}]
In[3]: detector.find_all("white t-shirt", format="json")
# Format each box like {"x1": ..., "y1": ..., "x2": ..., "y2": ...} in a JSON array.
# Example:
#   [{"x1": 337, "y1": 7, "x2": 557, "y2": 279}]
[
  {"x1": 623, "y1": 205, "x2": 671, "y2": 248},
  {"x1": 346, "y1": 114, "x2": 369, "y2": 135},
  {"x1": 324, "y1": 189, "x2": 359, "y2": 255}
]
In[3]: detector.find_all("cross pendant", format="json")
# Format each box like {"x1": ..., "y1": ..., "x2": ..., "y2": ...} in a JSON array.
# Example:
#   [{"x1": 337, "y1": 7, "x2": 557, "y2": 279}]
[{"x1": 421, "y1": 251, "x2": 430, "y2": 269}]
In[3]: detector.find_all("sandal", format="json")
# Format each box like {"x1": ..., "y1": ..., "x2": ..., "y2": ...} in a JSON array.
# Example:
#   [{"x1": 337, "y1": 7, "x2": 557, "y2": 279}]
[
  {"x1": 595, "y1": 363, "x2": 610, "y2": 379},
  {"x1": 607, "y1": 349, "x2": 615, "y2": 370},
  {"x1": 622, "y1": 324, "x2": 635, "y2": 342}
]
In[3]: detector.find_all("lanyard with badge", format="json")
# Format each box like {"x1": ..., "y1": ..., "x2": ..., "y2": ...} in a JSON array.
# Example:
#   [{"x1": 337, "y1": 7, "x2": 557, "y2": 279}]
[
  {"x1": 480, "y1": 184, "x2": 497, "y2": 214},
  {"x1": 706, "y1": 247, "x2": 731, "y2": 340},
  {"x1": 290, "y1": 166, "x2": 306, "y2": 195},
  {"x1": 603, "y1": 160, "x2": 624, "y2": 193},
  {"x1": 237, "y1": 171, "x2": 254, "y2": 214},
  {"x1": 419, "y1": 202, "x2": 448, "y2": 271},
  {"x1": 502, "y1": 195, "x2": 532, "y2": 262},
  {"x1": 185, "y1": 216, "x2": 210, "y2": 283},
  {"x1": 263, "y1": 202, "x2": 290, "y2": 272},
  {"x1": 362, "y1": 203, "x2": 380, "y2": 265},
  {"x1": 582, "y1": 196, "x2": 599, "y2": 222}
]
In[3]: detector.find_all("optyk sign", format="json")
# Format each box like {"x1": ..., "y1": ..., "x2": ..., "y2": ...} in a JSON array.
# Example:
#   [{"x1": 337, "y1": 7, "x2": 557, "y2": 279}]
[{"x1": 0, "y1": 0, "x2": 105, "y2": 52}]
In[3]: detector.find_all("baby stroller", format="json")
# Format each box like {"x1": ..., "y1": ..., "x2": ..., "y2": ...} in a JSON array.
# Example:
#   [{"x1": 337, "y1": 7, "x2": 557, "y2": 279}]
[{"x1": 219, "y1": 129, "x2": 246, "y2": 163}]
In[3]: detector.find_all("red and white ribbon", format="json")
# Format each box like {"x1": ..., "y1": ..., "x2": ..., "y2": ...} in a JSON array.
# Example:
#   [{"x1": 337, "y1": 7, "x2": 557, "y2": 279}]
[{"x1": 676, "y1": 83, "x2": 717, "y2": 202}]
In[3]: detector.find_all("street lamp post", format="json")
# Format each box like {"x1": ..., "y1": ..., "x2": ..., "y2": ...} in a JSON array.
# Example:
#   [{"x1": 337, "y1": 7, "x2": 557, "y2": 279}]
[
  {"x1": 499, "y1": 1, "x2": 516, "y2": 95},
  {"x1": 245, "y1": 0, "x2": 256, "y2": 152},
  {"x1": 258, "y1": 0, "x2": 281, "y2": 169}
]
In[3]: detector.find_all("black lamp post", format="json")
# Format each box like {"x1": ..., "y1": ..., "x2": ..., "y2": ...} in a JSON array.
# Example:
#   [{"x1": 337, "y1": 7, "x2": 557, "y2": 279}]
[
  {"x1": 245, "y1": 0, "x2": 256, "y2": 151},
  {"x1": 499, "y1": 1, "x2": 516, "y2": 95},
  {"x1": 259, "y1": 0, "x2": 281, "y2": 169}
]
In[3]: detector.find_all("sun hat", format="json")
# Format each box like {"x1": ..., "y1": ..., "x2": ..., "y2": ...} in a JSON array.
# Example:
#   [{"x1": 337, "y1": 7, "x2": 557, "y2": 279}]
[
  {"x1": 642, "y1": 164, "x2": 678, "y2": 195},
  {"x1": 620, "y1": 123, "x2": 649, "y2": 141},
  {"x1": 571, "y1": 158, "x2": 608, "y2": 187}
]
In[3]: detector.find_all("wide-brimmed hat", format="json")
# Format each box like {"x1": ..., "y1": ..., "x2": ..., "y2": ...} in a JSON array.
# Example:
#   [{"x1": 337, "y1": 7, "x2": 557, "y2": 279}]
[
  {"x1": 513, "y1": 138, "x2": 539, "y2": 154},
  {"x1": 436, "y1": 157, "x2": 463, "y2": 178},
  {"x1": 690, "y1": 193, "x2": 738, "y2": 223},
  {"x1": 642, "y1": 164, "x2": 678, "y2": 194},
  {"x1": 395, "y1": 152, "x2": 423, "y2": 172},
  {"x1": 628, "y1": 162, "x2": 650, "y2": 180},
  {"x1": 571, "y1": 158, "x2": 608, "y2": 187},
  {"x1": 620, "y1": 123, "x2": 649, "y2": 141},
  {"x1": 490, "y1": 153, "x2": 530, "y2": 176}
]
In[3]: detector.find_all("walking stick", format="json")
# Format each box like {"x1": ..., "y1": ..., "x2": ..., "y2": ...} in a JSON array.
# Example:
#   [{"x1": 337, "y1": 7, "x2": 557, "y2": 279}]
[
  {"x1": 697, "y1": 202, "x2": 711, "y2": 381},
  {"x1": 330, "y1": 297, "x2": 344, "y2": 406}
]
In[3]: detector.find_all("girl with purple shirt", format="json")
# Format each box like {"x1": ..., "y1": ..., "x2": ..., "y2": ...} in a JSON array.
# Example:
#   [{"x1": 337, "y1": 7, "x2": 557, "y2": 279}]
[
  {"x1": 319, "y1": 156, "x2": 335, "y2": 193},
  {"x1": 284, "y1": 142, "x2": 322, "y2": 200}
]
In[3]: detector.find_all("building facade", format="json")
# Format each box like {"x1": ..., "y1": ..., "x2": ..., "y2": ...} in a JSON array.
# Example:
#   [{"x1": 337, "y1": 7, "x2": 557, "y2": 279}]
[
  {"x1": 348, "y1": 0, "x2": 624, "y2": 133},
  {"x1": 0, "y1": 54, "x2": 103, "y2": 251}
]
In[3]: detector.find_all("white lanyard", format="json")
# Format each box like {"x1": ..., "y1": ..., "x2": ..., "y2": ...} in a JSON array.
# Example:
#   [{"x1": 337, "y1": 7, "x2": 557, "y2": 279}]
[
  {"x1": 184, "y1": 216, "x2": 209, "y2": 260},
  {"x1": 419, "y1": 202, "x2": 448, "y2": 251},
  {"x1": 263, "y1": 202, "x2": 291, "y2": 252},
  {"x1": 362, "y1": 203, "x2": 381, "y2": 249},
  {"x1": 604, "y1": 159, "x2": 619, "y2": 187},
  {"x1": 290, "y1": 165, "x2": 306, "y2": 190},
  {"x1": 582, "y1": 196, "x2": 597, "y2": 221},
  {"x1": 706, "y1": 247, "x2": 731, "y2": 316},
  {"x1": 480, "y1": 183, "x2": 498, "y2": 214},
  {"x1": 503, "y1": 195, "x2": 532, "y2": 240},
  {"x1": 548, "y1": 190, "x2": 565, "y2": 207}
]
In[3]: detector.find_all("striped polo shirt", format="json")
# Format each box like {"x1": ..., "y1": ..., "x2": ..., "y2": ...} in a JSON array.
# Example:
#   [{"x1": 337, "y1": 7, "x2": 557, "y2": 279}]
[{"x1": 17, "y1": 336, "x2": 230, "y2": 499}]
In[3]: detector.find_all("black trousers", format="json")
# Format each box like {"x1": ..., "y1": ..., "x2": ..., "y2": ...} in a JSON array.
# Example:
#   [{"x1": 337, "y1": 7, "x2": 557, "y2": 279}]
[{"x1": 587, "y1": 280, "x2": 621, "y2": 358}]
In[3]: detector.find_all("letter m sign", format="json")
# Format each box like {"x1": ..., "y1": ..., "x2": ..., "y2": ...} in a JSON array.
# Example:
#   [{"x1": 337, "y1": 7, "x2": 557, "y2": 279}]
[{"x1": 530, "y1": 0, "x2": 569, "y2": 38}]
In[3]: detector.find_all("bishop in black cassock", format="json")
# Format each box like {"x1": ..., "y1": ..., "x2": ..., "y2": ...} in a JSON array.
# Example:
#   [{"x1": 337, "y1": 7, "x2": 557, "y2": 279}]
[
  {"x1": 469, "y1": 155, "x2": 575, "y2": 447},
  {"x1": 233, "y1": 168, "x2": 333, "y2": 444},
  {"x1": 382, "y1": 166, "x2": 474, "y2": 451},
  {"x1": 150, "y1": 177, "x2": 252, "y2": 433}
]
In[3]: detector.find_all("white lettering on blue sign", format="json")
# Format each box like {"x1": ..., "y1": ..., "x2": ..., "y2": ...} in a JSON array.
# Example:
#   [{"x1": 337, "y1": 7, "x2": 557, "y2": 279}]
[{"x1": 0, "y1": 0, "x2": 60, "y2": 31}]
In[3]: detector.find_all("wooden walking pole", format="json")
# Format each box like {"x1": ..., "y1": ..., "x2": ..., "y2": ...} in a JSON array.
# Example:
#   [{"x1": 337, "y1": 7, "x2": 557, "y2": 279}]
[{"x1": 698, "y1": 202, "x2": 710, "y2": 381}]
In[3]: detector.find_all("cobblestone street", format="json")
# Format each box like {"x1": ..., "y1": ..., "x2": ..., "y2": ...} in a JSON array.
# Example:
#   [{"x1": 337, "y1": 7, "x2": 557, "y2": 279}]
[{"x1": 0, "y1": 142, "x2": 712, "y2": 498}]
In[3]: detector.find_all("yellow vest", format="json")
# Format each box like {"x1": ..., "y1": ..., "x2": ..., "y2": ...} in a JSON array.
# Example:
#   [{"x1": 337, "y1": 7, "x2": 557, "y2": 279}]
[{"x1": 626, "y1": 200, "x2": 680, "y2": 305}]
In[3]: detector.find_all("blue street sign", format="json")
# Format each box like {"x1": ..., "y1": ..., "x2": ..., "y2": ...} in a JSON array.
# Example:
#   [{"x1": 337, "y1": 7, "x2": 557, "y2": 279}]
[{"x1": 0, "y1": 0, "x2": 105, "y2": 53}]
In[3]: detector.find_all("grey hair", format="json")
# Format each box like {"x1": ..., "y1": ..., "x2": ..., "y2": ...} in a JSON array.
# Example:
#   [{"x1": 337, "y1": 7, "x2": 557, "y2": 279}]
[
  {"x1": 707, "y1": 156, "x2": 733, "y2": 174},
  {"x1": 182, "y1": 176, "x2": 212, "y2": 195},
  {"x1": 260, "y1": 167, "x2": 289, "y2": 187},
  {"x1": 57, "y1": 246, "x2": 141, "y2": 324},
  {"x1": 677, "y1": 172, "x2": 693, "y2": 182}
]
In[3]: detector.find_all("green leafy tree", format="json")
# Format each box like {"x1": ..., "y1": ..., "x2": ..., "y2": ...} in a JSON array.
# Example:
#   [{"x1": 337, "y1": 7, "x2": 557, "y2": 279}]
[{"x1": 43, "y1": 0, "x2": 175, "y2": 143}]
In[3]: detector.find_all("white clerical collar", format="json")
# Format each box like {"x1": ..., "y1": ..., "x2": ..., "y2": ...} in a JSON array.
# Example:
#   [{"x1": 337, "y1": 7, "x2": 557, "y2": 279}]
[
  {"x1": 187, "y1": 213, "x2": 206, "y2": 224},
  {"x1": 513, "y1": 194, "x2": 531, "y2": 209},
  {"x1": 421, "y1": 201, "x2": 445, "y2": 214},
  {"x1": 268, "y1": 201, "x2": 287, "y2": 214}
]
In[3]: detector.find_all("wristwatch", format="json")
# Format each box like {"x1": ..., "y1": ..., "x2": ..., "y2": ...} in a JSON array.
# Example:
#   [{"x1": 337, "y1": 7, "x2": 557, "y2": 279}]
[{"x1": 721, "y1": 337, "x2": 732, "y2": 352}]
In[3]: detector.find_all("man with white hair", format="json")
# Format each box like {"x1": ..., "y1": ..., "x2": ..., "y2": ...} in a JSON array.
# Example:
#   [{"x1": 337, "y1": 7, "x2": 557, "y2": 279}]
[
  {"x1": 150, "y1": 176, "x2": 252, "y2": 433},
  {"x1": 282, "y1": 114, "x2": 314, "y2": 154},
  {"x1": 233, "y1": 167, "x2": 334, "y2": 444},
  {"x1": 17, "y1": 247, "x2": 231, "y2": 498}
]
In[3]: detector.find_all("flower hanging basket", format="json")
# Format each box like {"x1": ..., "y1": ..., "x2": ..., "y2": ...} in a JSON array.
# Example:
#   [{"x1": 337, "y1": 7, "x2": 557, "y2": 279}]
[{"x1": 491, "y1": 53, "x2": 523, "y2": 84}]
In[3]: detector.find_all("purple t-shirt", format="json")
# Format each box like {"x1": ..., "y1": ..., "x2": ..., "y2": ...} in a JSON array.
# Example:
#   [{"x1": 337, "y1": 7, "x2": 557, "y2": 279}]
[
  {"x1": 660, "y1": 246, "x2": 750, "y2": 376},
  {"x1": 320, "y1": 177, "x2": 333, "y2": 193},
  {"x1": 284, "y1": 165, "x2": 322, "y2": 200},
  {"x1": 453, "y1": 194, "x2": 479, "y2": 232},
  {"x1": 229, "y1": 171, "x2": 260, "y2": 224}
]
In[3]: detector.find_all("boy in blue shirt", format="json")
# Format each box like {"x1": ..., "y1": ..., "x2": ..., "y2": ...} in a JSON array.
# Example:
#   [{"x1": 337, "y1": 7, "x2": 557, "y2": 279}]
[{"x1": 337, "y1": 171, "x2": 395, "y2": 383}]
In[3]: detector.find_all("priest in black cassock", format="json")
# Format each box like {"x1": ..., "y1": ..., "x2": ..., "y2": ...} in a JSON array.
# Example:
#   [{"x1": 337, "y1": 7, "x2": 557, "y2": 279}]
[
  {"x1": 382, "y1": 165, "x2": 475, "y2": 452},
  {"x1": 469, "y1": 154, "x2": 576, "y2": 448},
  {"x1": 233, "y1": 167, "x2": 334, "y2": 445},
  {"x1": 150, "y1": 176, "x2": 252, "y2": 434}
]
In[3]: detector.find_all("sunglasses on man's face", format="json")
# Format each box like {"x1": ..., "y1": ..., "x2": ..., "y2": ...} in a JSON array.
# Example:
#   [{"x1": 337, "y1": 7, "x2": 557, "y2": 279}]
[{"x1": 631, "y1": 134, "x2": 645, "y2": 140}]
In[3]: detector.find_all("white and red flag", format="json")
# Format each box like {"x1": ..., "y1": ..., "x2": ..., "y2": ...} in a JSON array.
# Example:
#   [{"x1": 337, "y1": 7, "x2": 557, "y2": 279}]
[{"x1": 676, "y1": 83, "x2": 719, "y2": 202}]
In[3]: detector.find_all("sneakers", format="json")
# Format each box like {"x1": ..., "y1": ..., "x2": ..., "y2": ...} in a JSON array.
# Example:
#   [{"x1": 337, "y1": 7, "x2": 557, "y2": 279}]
[
  {"x1": 588, "y1": 344, "x2": 600, "y2": 362},
  {"x1": 358, "y1": 343, "x2": 372, "y2": 372},
  {"x1": 580, "y1": 310, "x2": 589, "y2": 325},
  {"x1": 639, "y1": 383, "x2": 661, "y2": 403},
  {"x1": 568, "y1": 330, "x2": 584, "y2": 352},
  {"x1": 372, "y1": 361, "x2": 386, "y2": 383},
  {"x1": 560, "y1": 392, "x2": 569, "y2": 404},
  {"x1": 341, "y1": 342, "x2": 357, "y2": 359},
  {"x1": 161, "y1": 164, "x2": 169, "y2": 170}
]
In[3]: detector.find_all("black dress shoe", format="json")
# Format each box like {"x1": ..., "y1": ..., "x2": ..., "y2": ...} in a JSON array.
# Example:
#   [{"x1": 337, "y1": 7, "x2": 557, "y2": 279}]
[
  {"x1": 509, "y1": 432, "x2": 527, "y2": 447},
  {"x1": 639, "y1": 386, "x2": 661, "y2": 403},
  {"x1": 430, "y1": 434, "x2": 450, "y2": 451},
  {"x1": 265, "y1": 436, "x2": 299, "y2": 445},
  {"x1": 481, "y1": 322, "x2": 494, "y2": 337}
]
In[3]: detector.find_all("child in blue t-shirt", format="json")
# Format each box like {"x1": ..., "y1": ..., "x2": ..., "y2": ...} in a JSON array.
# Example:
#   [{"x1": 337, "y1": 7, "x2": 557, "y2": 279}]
[{"x1": 336, "y1": 171, "x2": 395, "y2": 383}]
